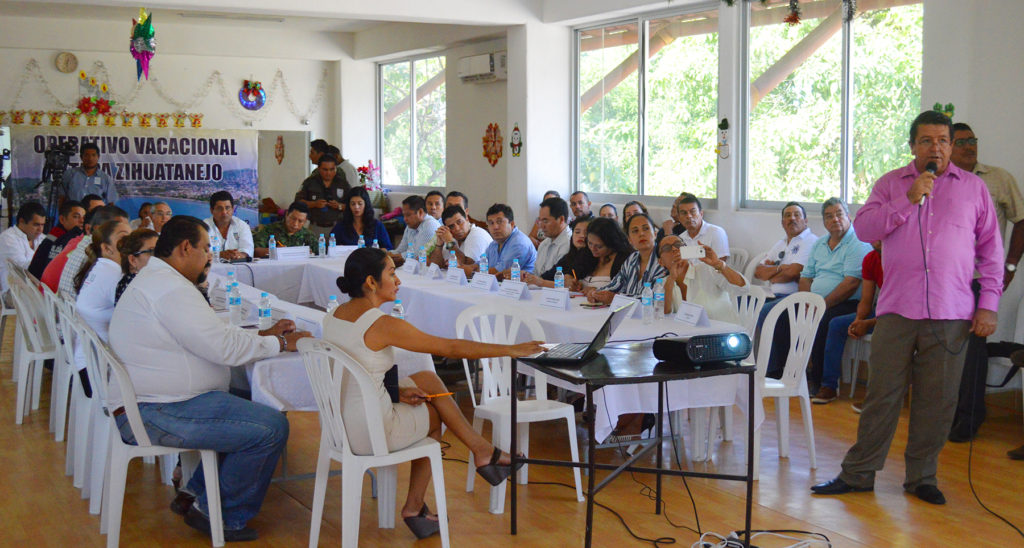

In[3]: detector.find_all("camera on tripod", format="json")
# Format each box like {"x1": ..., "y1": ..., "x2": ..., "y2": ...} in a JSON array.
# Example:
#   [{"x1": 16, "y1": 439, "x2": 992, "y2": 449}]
[{"x1": 43, "y1": 141, "x2": 77, "y2": 177}]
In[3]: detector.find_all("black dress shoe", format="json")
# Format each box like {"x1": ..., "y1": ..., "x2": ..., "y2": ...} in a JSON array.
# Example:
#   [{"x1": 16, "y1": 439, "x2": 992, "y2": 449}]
[
  {"x1": 184, "y1": 506, "x2": 259, "y2": 542},
  {"x1": 170, "y1": 491, "x2": 196, "y2": 516},
  {"x1": 810, "y1": 477, "x2": 873, "y2": 495},
  {"x1": 948, "y1": 421, "x2": 977, "y2": 443},
  {"x1": 1008, "y1": 444, "x2": 1024, "y2": 460},
  {"x1": 912, "y1": 484, "x2": 946, "y2": 505}
]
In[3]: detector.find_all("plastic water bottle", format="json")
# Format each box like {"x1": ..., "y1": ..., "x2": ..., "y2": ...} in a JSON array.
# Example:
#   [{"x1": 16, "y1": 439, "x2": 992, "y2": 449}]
[
  {"x1": 228, "y1": 283, "x2": 243, "y2": 325},
  {"x1": 391, "y1": 298, "x2": 405, "y2": 319},
  {"x1": 226, "y1": 270, "x2": 237, "y2": 287},
  {"x1": 418, "y1": 246, "x2": 427, "y2": 274},
  {"x1": 330, "y1": 233, "x2": 338, "y2": 251},
  {"x1": 653, "y1": 277, "x2": 665, "y2": 321},
  {"x1": 478, "y1": 253, "x2": 489, "y2": 274},
  {"x1": 405, "y1": 242, "x2": 415, "y2": 262},
  {"x1": 318, "y1": 234, "x2": 326, "y2": 257},
  {"x1": 510, "y1": 259, "x2": 521, "y2": 282},
  {"x1": 267, "y1": 234, "x2": 276, "y2": 251},
  {"x1": 210, "y1": 232, "x2": 221, "y2": 260},
  {"x1": 554, "y1": 266, "x2": 565, "y2": 289},
  {"x1": 325, "y1": 295, "x2": 339, "y2": 315},
  {"x1": 356, "y1": 235, "x2": 364, "y2": 249},
  {"x1": 258, "y1": 292, "x2": 273, "y2": 330},
  {"x1": 448, "y1": 250, "x2": 458, "y2": 270},
  {"x1": 641, "y1": 282, "x2": 654, "y2": 325},
  {"x1": 372, "y1": 238, "x2": 379, "y2": 249}
]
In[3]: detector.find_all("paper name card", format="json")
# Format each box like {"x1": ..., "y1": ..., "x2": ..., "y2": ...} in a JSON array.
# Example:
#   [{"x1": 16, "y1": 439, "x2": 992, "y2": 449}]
[
  {"x1": 271, "y1": 306, "x2": 292, "y2": 324},
  {"x1": 539, "y1": 287, "x2": 571, "y2": 310},
  {"x1": 470, "y1": 272, "x2": 499, "y2": 292},
  {"x1": 674, "y1": 300, "x2": 710, "y2": 327},
  {"x1": 498, "y1": 280, "x2": 529, "y2": 300},
  {"x1": 327, "y1": 245, "x2": 352, "y2": 258},
  {"x1": 294, "y1": 316, "x2": 323, "y2": 338},
  {"x1": 426, "y1": 263, "x2": 443, "y2": 279},
  {"x1": 239, "y1": 298, "x2": 259, "y2": 322},
  {"x1": 610, "y1": 294, "x2": 640, "y2": 318},
  {"x1": 401, "y1": 259, "x2": 419, "y2": 275},
  {"x1": 210, "y1": 285, "x2": 227, "y2": 311},
  {"x1": 270, "y1": 246, "x2": 309, "y2": 261},
  {"x1": 445, "y1": 267, "x2": 468, "y2": 286}
]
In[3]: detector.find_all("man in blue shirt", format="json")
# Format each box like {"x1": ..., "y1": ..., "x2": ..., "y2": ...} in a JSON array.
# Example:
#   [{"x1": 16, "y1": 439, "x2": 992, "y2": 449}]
[
  {"x1": 65, "y1": 142, "x2": 119, "y2": 204},
  {"x1": 480, "y1": 203, "x2": 536, "y2": 277}
]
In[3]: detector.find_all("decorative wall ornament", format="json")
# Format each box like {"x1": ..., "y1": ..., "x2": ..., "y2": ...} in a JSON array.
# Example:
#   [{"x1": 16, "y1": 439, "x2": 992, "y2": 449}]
[
  {"x1": 66, "y1": 112, "x2": 81, "y2": 126},
  {"x1": 103, "y1": 113, "x2": 118, "y2": 127},
  {"x1": 0, "y1": 111, "x2": 6, "y2": 125},
  {"x1": 3, "y1": 59, "x2": 328, "y2": 125},
  {"x1": 11, "y1": 111, "x2": 26, "y2": 124},
  {"x1": 509, "y1": 123, "x2": 522, "y2": 157},
  {"x1": 716, "y1": 118, "x2": 730, "y2": 159},
  {"x1": 784, "y1": 0, "x2": 801, "y2": 25},
  {"x1": 933, "y1": 102, "x2": 955, "y2": 120},
  {"x1": 239, "y1": 80, "x2": 266, "y2": 111},
  {"x1": 120, "y1": 111, "x2": 136, "y2": 127},
  {"x1": 47, "y1": 111, "x2": 63, "y2": 126},
  {"x1": 173, "y1": 111, "x2": 188, "y2": 128},
  {"x1": 189, "y1": 113, "x2": 204, "y2": 128},
  {"x1": 482, "y1": 123, "x2": 503, "y2": 167},
  {"x1": 138, "y1": 112, "x2": 153, "y2": 128},
  {"x1": 75, "y1": 70, "x2": 116, "y2": 116},
  {"x1": 155, "y1": 113, "x2": 171, "y2": 128},
  {"x1": 274, "y1": 135, "x2": 285, "y2": 165},
  {"x1": 28, "y1": 110, "x2": 45, "y2": 125},
  {"x1": 130, "y1": 8, "x2": 157, "y2": 80}
]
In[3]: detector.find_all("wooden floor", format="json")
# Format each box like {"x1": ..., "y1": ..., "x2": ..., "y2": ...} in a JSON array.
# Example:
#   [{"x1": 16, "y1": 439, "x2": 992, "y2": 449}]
[{"x1": 2, "y1": 323, "x2": 1023, "y2": 547}]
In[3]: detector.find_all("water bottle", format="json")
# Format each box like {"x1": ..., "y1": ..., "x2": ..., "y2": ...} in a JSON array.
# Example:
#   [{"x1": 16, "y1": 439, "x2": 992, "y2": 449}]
[
  {"x1": 405, "y1": 242, "x2": 415, "y2": 262},
  {"x1": 330, "y1": 233, "x2": 338, "y2": 251},
  {"x1": 318, "y1": 234, "x2": 326, "y2": 257},
  {"x1": 641, "y1": 282, "x2": 654, "y2": 325},
  {"x1": 510, "y1": 259, "x2": 521, "y2": 282},
  {"x1": 325, "y1": 295, "x2": 339, "y2": 315},
  {"x1": 228, "y1": 282, "x2": 243, "y2": 325},
  {"x1": 418, "y1": 245, "x2": 427, "y2": 274},
  {"x1": 653, "y1": 277, "x2": 665, "y2": 321},
  {"x1": 372, "y1": 238, "x2": 379, "y2": 249},
  {"x1": 478, "y1": 253, "x2": 489, "y2": 274},
  {"x1": 448, "y1": 250, "x2": 458, "y2": 270},
  {"x1": 554, "y1": 266, "x2": 565, "y2": 289},
  {"x1": 258, "y1": 292, "x2": 273, "y2": 330},
  {"x1": 226, "y1": 270, "x2": 237, "y2": 287},
  {"x1": 267, "y1": 234, "x2": 276, "y2": 251},
  {"x1": 391, "y1": 298, "x2": 405, "y2": 319},
  {"x1": 356, "y1": 234, "x2": 364, "y2": 249},
  {"x1": 210, "y1": 232, "x2": 221, "y2": 260}
]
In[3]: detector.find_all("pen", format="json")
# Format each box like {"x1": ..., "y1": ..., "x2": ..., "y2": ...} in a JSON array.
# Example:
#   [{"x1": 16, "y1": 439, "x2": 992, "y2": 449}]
[{"x1": 423, "y1": 392, "x2": 454, "y2": 399}]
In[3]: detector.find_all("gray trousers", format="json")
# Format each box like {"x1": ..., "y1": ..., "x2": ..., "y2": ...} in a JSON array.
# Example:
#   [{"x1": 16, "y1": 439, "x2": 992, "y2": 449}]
[{"x1": 839, "y1": 314, "x2": 969, "y2": 490}]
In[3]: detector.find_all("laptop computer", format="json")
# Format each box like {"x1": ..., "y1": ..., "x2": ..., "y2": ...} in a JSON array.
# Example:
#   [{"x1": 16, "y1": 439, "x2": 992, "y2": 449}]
[{"x1": 528, "y1": 304, "x2": 633, "y2": 365}]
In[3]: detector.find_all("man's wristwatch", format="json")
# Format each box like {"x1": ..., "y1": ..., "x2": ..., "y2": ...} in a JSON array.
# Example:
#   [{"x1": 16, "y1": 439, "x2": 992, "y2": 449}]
[
  {"x1": 1006, "y1": 263, "x2": 1017, "y2": 273},
  {"x1": 276, "y1": 334, "x2": 287, "y2": 351},
  {"x1": 445, "y1": 240, "x2": 457, "y2": 251}
]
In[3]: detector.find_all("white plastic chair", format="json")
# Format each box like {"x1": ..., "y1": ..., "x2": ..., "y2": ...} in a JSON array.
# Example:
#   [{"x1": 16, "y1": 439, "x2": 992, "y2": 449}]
[
  {"x1": 0, "y1": 286, "x2": 17, "y2": 377},
  {"x1": 298, "y1": 338, "x2": 450, "y2": 548},
  {"x1": 54, "y1": 292, "x2": 93, "y2": 494},
  {"x1": 748, "y1": 291, "x2": 826, "y2": 477},
  {"x1": 743, "y1": 251, "x2": 771, "y2": 293},
  {"x1": 456, "y1": 305, "x2": 583, "y2": 514},
  {"x1": 41, "y1": 283, "x2": 74, "y2": 441},
  {"x1": 846, "y1": 333, "x2": 872, "y2": 397},
  {"x1": 726, "y1": 247, "x2": 750, "y2": 274},
  {"x1": 7, "y1": 273, "x2": 56, "y2": 424},
  {"x1": 76, "y1": 314, "x2": 225, "y2": 547}
]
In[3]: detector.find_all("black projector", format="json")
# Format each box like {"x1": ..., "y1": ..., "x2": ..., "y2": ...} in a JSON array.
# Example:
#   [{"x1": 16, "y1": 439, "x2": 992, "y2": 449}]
[{"x1": 653, "y1": 333, "x2": 751, "y2": 367}]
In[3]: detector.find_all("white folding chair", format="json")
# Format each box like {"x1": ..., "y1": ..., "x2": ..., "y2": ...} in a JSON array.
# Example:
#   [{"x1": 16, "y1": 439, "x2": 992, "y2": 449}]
[
  {"x1": 7, "y1": 273, "x2": 56, "y2": 424},
  {"x1": 77, "y1": 316, "x2": 225, "y2": 547},
  {"x1": 743, "y1": 251, "x2": 771, "y2": 289},
  {"x1": 456, "y1": 305, "x2": 583, "y2": 514},
  {"x1": 846, "y1": 333, "x2": 872, "y2": 398},
  {"x1": 41, "y1": 283, "x2": 74, "y2": 441},
  {"x1": 748, "y1": 291, "x2": 826, "y2": 477},
  {"x1": 726, "y1": 247, "x2": 750, "y2": 274},
  {"x1": 298, "y1": 338, "x2": 450, "y2": 548}
]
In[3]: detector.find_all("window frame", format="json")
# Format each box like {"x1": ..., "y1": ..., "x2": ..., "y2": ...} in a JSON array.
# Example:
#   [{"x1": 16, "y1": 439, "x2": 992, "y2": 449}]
[{"x1": 376, "y1": 52, "x2": 448, "y2": 191}]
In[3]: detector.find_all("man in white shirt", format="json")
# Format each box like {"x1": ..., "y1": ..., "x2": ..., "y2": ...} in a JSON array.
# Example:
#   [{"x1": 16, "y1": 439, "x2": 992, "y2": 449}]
[
  {"x1": 109, "y1": 215, "x2": 310, "y2": 541},
  {"x1": 753, "y1": 201, "x2": 819, "y2": 297},
  {"x1": 202, "y1": 190, "x2": 255, "y2": 260},
  {"x1": 59, "y1": 205, "x2": 129, "y2": 297},
  {"x1": 0, "y1": 201, "x2": 47, "y2": 293},
  {"x1": 675, "y1": 193, "x2": 729, "y2": 261},
  {"x1": 392, "y1": 195, "x2": 441, "y2": 257},
  {"x1": 429, "y1": 205, "x2": 493, "y2": 271},
  {"x1": 534, "y1": 196, "x2": 572, "y2": 275},
  {"x1": 425, "y1": 190, "x2": 445, "y2": 220},
  {"x1": 150, "y1": 201, "x2": 173, "y2": 234}
]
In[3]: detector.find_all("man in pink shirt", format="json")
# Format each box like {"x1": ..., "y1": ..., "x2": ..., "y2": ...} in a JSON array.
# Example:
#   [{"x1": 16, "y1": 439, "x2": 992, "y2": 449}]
[{"x1": 811, "y1": 110, "x2": 1003, "y2": 505}]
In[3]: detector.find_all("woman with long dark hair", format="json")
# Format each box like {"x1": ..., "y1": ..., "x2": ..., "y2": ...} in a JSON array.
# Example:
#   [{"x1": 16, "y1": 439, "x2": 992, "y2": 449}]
[{"x1": 330, "y1": 186, "x2": 393, "y2": 249}]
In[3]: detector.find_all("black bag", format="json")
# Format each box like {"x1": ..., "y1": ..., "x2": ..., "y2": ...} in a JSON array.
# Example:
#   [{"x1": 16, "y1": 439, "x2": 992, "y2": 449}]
[{"x1": 384, "y1": 364, "x2": 400, "y2": 403}]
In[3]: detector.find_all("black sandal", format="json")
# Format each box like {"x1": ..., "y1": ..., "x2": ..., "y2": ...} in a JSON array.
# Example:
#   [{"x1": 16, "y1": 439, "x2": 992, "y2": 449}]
[
  {"x1": 475, "y1": 447, "x2": 525, "y2": 487},
  {"x1": 402, "y1": 504, "x2": 440, "y2": 539}
]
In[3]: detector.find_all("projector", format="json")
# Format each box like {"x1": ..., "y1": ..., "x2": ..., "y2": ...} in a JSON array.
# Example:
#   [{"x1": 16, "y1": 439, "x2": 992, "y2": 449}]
[{"x1": 652, "y1": 333, "x2": 751, "y2": 367}]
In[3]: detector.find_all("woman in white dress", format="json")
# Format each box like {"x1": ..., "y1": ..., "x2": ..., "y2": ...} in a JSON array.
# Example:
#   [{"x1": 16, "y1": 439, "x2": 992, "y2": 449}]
[{"x1": 324, "y1": 248, "x2": 544, "y2": 539}]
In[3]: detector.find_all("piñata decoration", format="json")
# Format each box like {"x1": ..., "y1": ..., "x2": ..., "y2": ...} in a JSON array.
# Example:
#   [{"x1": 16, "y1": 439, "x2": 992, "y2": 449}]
[{"x1": 130, "y1": 8, "x2": 156, "y2": 80}]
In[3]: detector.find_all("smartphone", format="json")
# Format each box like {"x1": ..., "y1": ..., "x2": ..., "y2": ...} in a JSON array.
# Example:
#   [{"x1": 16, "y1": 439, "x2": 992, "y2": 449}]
[{"x1": 678, "y1": 245, "x2": 706, "y2": 260}]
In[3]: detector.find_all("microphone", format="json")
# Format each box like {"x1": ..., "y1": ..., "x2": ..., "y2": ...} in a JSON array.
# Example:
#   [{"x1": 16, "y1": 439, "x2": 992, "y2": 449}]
[{"x1": 920, "y1": 161, "x2": 937, "y2": 205}]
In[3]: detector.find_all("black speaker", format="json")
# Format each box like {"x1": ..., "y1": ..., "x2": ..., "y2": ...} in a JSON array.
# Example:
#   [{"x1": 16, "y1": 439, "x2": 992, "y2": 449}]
[{"x1": 652, "y1": 333, "x2": 751, "y2": 366}]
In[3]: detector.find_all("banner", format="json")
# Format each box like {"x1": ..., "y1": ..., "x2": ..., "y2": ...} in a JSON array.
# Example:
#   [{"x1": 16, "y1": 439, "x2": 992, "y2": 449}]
[{"x1": 8, "y1": 127, "x2": 259, "y2": 226}]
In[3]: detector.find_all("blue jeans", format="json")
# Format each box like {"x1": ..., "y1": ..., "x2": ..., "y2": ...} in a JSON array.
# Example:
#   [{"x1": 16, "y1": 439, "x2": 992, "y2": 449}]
[
  {"x1": 821, "y1": 312, "x2": 874, "y2": 389},
  {"x1": 116, "y1": 391, "x2": 289, "y2": 530}
]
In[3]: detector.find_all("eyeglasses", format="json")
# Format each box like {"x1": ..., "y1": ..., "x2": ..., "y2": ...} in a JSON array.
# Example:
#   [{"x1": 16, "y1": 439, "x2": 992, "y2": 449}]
[
  {"x1": 954, "y1": 137, "x2": 979, "y2": 147},
  {"x1": 132, "y1": 248, "x2": 155, "y2": 256}
]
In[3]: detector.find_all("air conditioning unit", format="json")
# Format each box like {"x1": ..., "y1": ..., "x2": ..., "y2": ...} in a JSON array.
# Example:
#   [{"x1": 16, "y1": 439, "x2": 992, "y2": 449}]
[{"x1": 457, "y1": 52, "x2": 507, "y2": 84}]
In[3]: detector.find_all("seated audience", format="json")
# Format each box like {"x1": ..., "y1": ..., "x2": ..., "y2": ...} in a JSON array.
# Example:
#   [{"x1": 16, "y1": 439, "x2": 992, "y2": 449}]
[
  {"x1": 80, "y1": 193, "x2": 106, "y2": 213},
  {"x1": 481, "y1": 203, "x2": 536, "y2": 276},
  {"x1": 74, "y1": 220, "x2": 131, "y2": 373},
  {"x1": 325, "y1": 248, "x2": 541, "y2": 539},
  {"x1": 28, "y1": 200, "x2": 85, "y2": 278},
  {"x1": 584, "y1": 213, "x2": 667, "y2": 303},
  {"x1": 523, "y1": 215, "x2": 593, "y2": 289},
  {"x1": 114, "y1": 228, "x2": 159, "y2": 302},
  {"x1": 569, "y1": 191, "x2": 593, "y2": 221},
  {"x1": 331, "y1": 186, "x2": 393, "y2": 249},
  {"x1": 578, "y1": 217, "x2": 631, "y2": 289},
  {"x1": 658, "y1": 235, "x2": 747, "y2": 323},
  {"x1": 674, "y1": 193, "x2": 729, "y2": 261},
  {"x1": 253, "y1": 201, "x2": 319, "y2": 258},
  {"x1": 42, "y1": 205, "x2": 127, "y2": 293},
  {"x1": 598, "y1": 203, "x2": 618, "y2": 221},
  {"x1": 534, "y1": 197, "x2": 572, "y2": 275},
  {"x1": 49, "y1": 199, "x2": 85, "y2": 239},
  {"x1": 392, "y1": 196, "x2": 441, "y2": 256},
  {"x1": 109, "y1": 216, "x2": 311, "y2": 542},
  {"x1": 296, "y1": 154, "x2": 350, "y2": 237},
  {"x1": 753, "y1": 201, "x2": 819, "y2": 327},
  {"x1": 203, "y1": 191, "x2": 255, "y2": 260},
  {"x1": 527, "y1": 190, "x2": 562, "y2": 247},
  {"x1": 150, "y1": 202, "x2": 173, "y2": 234},
  {"x1": 429, "y1": 205, "x2": 492, "y2": 271},
  {"x1": 813, "y1": 242, "x2": 883, "y2": 405},
  {"x1": 657, "y1": 194, "x2": 688, "y2": 240},
  {"x1": 0, "y1": 201, "x2": 47, "y2": 293},
  {"x1": 425, "y1": 190, "x2": 445, "y2": 220},
  {"x1": 130, "y1": 202, "x2": 153, "y2": 230},
  {"x1": 445, "y1": 190, "x2": 486, "y2": 228},
  {"x1": 59, "y1": 205, "x2": 129, "y2": 297}
]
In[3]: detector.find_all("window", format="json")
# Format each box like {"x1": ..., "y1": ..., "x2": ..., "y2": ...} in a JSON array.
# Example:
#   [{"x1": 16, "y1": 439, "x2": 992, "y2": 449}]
[
  {"x1": 575, "y1": 4, "x2": 720, "y2": 199},
  {"x1": 744, "y1": 0, "x2": 922, "y2": 206},
  {"x1": 378, "y1": 56, "x2": 447, "y2": 187}
]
